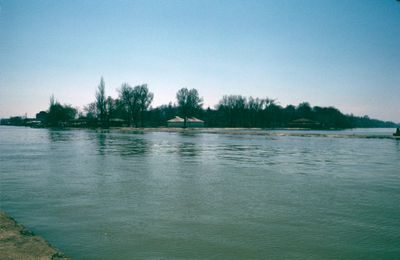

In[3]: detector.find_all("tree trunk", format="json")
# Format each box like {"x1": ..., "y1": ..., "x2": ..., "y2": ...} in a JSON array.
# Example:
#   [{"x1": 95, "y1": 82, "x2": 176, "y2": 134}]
[{"x1": 141, "y1": 110, "x2": 144, "y2": 127}]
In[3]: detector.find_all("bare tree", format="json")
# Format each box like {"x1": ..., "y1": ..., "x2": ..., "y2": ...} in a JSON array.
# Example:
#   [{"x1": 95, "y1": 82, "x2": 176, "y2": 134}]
[
  {"x1": 50, "y1": 94, "x2": 56, "y2": 107},
  {"x1": 106, "y1": 96, "x2": 115, "y2": 123},
  {"x1": 96, "y1": 77, "x2": 107, "y2": 126},
  {"x1": 176, "y1": 88, "x2": 203, "y2": 128},
  {"x1": 217, "y1": 95, "x2": 247, "y2": 127},
  {"x1": 118, "y1": 83, "x2": 140, "y2": 127},
  {"x1": 135, "y1": 84, "x2": 154, "y2": 127},
  {"x1": 84, "y1": 102, "x2": 97, "y2": 119}
]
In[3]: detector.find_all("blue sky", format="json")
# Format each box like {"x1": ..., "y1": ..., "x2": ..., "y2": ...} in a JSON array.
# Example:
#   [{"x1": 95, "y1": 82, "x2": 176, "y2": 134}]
[{"x1": 0, "y1": 0, "x2": 399, "y2": 122}]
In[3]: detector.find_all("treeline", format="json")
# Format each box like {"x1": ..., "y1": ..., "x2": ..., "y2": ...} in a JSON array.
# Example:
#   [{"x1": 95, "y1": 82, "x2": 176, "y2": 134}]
[
  {"x1": 145, "y1": 97, "x2": 397, "y2": 129},
  {"x1": 1, "y1": 77, "x2": 398, "y2": 129}
]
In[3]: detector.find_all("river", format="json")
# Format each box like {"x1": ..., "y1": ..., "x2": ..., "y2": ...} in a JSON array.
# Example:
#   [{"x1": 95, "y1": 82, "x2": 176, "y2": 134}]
[{"x1": 0, "y1": 126, "x2": 399, "y2": 259}]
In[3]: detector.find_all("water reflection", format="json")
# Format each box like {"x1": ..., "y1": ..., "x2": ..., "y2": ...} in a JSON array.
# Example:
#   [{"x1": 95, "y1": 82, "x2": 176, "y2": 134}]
[
  {"x1": 116, "y1": 135, "x2": 150, "y2": 157},
  {"x1": 96, "y1": 130, "x2": 108, "y2": 156},
  {"x1": 177, "y1": 142, "x2": 199, "y2": 157},
  {"x1": 1, "y1": 127, "x2": 400, "y2": 259},
  {"x1": 159, "y1": 132, "x2": 203, "y2": 159},
  {"x1": 47, "y1": 129, "x2": 74, "y2": 142},
  {"x1": 95, "y1": 130, "x2": 150, "y2": 157},
  {"x1": 178, "y1": 131, "x2": 201, "y2": 137},
  {"x1": 216, "y1": 142, "x2": 271, "y2": 166}
]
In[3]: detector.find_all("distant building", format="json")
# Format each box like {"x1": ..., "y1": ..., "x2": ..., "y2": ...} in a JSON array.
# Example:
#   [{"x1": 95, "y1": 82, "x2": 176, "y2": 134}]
[{"x1": 167, "y1": 116, "x2": 204, "y2": 128}]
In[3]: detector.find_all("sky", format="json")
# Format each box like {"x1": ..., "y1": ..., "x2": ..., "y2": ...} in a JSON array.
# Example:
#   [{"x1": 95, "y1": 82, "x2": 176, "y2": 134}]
[{"x1": 0, "y1": 0, "x2": 399, "y2": 122}]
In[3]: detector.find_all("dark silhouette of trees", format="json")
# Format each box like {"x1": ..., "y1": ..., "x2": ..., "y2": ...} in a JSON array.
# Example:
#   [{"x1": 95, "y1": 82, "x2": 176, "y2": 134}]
[
  {"x1": 263, "y1": 100, "x2": 282, "y2": 127},
  {"x1": 36, "y1": 111, "x2": 48, "y2": 122},
  {"x1": 146, "y1": 103, "x2": 178, "y2": 127},
  {"x1": 46, "y1": 95, "x2": 77, "y2": 126},
  {"x1": 312, "y1": 106, "x2": 349, "y2": 128},
  {"x1": 176, "y1": 88, "x2": 203, "y2": 127},
  {"x1": 4, "y1": 117, "x2": 25, "y2": 126},
  {"x1": 96, "y1": 77, "x2": 107, "y2": 126},
  {"x1": 217, "y1": 95, "x2": 248, "y2": 127},
  {"x1": 136, "y1": 84, "x2": 154, "y2": 127},
  {"x1": 211, "y1": 95, "x2": 359, "y2": 128},
  {"x1": 86, "y1": 81, "x2": 154, "y2": 128},
  {"x1": 118, "y1": 83, "x2": 140, "y2": 127},
  {"x1": 4, "y1": 78, "x2": 398, "y2": 129},
  {"x1": 84, "y1": 102, "x2": 97, "y2": 119},
  {"x1": 105, "y1": 96, "x2": 116, "y2": 123},
  {"x1": 247, "y1": 97, "x2": 266, "y2": 127},
  {"x1": 216, "y1": 96, "x2": 280, "y2": 127},
  {"x1": 282, "y1": 105, "x2": 296, "y2": 124},
  {"x1": 297, "y1": 102, "x2": 313, "y2": 119}
]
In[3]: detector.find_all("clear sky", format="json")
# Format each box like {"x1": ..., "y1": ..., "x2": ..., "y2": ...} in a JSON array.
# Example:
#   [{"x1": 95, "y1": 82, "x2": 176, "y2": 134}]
[{"x1": 0, "y1": 0, "x2": 399, "y2": 122}]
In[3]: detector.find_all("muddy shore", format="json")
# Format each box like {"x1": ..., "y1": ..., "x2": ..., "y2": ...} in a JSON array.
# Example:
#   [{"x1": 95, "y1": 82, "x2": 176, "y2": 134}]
[{"x1": 0, "y1": 212, "x2": 69, "y2": 260}]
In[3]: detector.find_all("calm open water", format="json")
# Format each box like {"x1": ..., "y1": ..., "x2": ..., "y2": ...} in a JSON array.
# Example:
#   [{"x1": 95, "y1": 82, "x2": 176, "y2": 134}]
[{"x1": 0, "y1": 126, "x2": 399, "y2": 259}]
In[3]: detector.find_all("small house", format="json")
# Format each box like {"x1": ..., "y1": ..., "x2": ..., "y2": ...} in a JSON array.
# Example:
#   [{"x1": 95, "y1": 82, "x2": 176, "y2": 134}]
[{"x1": 167, "y1": 116, "x2": 204, "y2": 128}]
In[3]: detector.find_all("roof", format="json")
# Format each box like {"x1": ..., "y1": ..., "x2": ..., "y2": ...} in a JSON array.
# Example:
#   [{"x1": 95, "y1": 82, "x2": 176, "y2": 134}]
[
  {"x1": 187, "y1": 117, "x2": 204, "y2": 123},
  {"x1": 167, "y1": 116, "x2": 204, "y2": 123},
  {"x1": 167, "y1": 116, "x2": 184, "y2": 122}
]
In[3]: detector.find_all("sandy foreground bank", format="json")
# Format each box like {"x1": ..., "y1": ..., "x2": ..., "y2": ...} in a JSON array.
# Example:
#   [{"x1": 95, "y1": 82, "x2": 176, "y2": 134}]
[{"x1": 0, "y1": 212, "x2": 69, "y2": 260}]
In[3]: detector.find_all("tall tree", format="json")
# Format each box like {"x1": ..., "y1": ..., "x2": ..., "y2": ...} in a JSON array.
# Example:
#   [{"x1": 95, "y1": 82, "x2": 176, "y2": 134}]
[
  {"x1": 106, "y1": 96, "x2": 115, "y2": 122},
  {"x1": 96, "y1": 77, "x2": 107, "y2": 126},
  {"x1": 135, "y1": 84, "x2": 154, "y2": 127},
  {"x1": 118, "y1": 83, "x2": 140, "y2": 127},
  {"x1": 50, "y1": 94, "x2": 56, "y2": 107},
  {"x1": 176, "y1": 88, "x2": 203, "y2": 128}
]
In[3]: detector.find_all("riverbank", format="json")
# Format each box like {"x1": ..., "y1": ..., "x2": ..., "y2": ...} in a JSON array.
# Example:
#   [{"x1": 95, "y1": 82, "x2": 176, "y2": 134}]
[{"x1": 0, "y1": 212, "x2": 69, "y2": 260}]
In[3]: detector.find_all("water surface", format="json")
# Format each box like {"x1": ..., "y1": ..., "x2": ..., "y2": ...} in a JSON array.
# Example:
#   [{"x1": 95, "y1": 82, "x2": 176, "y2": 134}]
[{"x1": 1, "y1": 126, "x2": 399, "y2": 259}]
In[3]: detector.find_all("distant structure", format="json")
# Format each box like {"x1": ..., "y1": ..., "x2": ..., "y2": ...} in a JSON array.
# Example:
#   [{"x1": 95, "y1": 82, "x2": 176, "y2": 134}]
[{"x1": 167, "y1": 116, "x2": 204, "y2": 128}]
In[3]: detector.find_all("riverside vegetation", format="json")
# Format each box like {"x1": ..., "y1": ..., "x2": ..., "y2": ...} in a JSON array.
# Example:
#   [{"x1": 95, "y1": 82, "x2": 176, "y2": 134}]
[{"x1": 1, "y1": 77, "x2": 398, "y2": 129}]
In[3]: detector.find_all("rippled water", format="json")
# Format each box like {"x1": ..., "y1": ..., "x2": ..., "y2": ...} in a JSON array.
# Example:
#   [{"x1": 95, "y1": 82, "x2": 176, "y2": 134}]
[{"x1": 1, "y1": 126, "x2": 399, "y2": 259}]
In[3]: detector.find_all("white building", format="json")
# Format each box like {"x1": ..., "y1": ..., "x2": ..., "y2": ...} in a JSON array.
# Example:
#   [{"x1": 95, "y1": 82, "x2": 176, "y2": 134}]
[{"x1": 167, "y1": 116, "x2": 204, "y2": 128}]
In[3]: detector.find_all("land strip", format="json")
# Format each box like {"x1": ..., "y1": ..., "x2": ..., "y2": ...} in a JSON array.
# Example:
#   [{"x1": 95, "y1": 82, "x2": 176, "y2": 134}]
[{"x1": 0, "y1": 212, "x2": 69, "y2": 260}]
